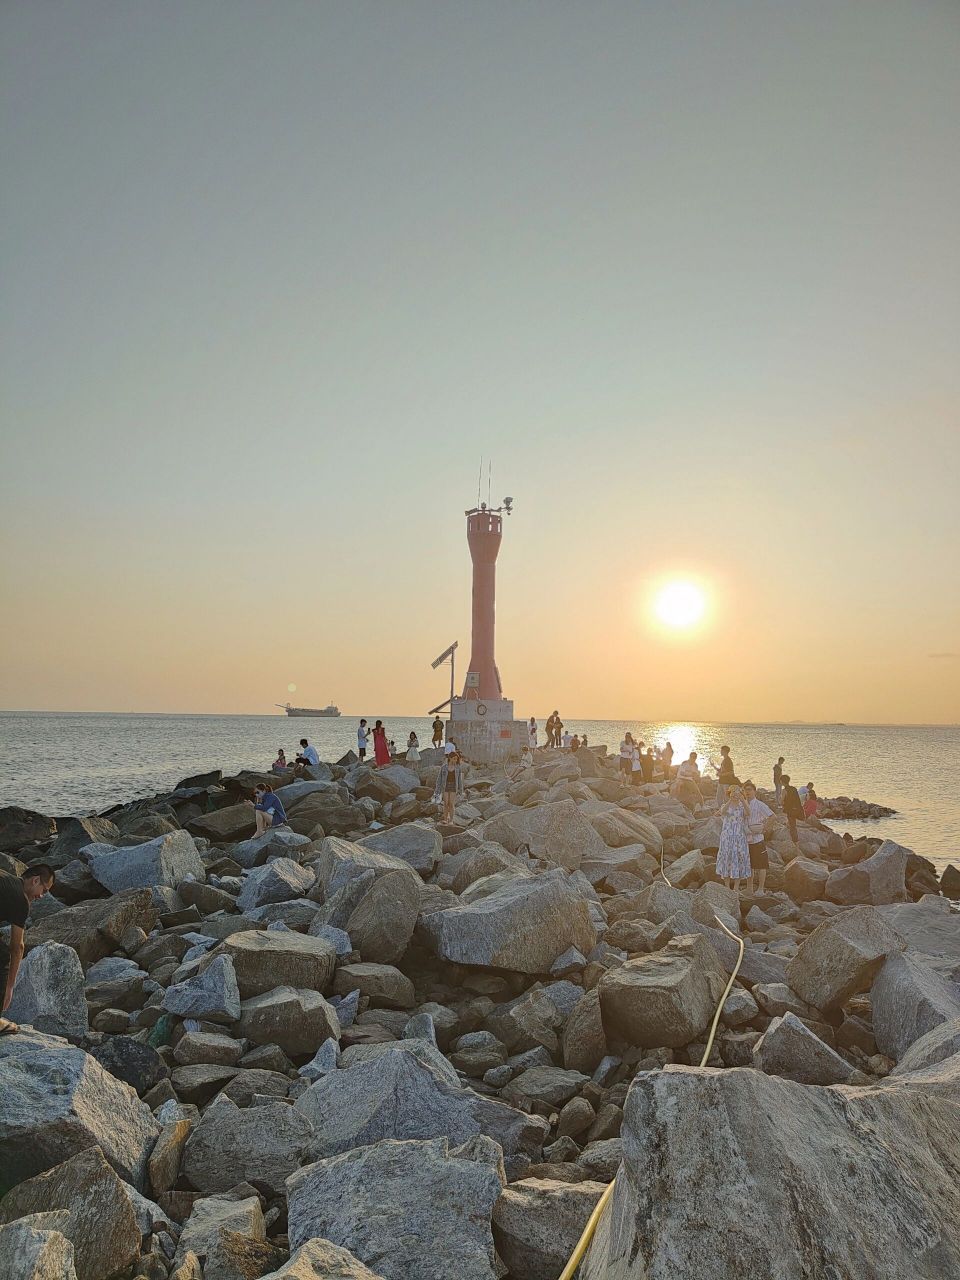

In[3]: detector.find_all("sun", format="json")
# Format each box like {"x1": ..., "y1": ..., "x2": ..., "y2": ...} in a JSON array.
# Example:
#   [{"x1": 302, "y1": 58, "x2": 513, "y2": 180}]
[
  {"x1": 287, "y1": 683, "x2": 297, "y2": 693},
  {"x1": 654, "y1": 580, "x2": 706, "y2": 629}
]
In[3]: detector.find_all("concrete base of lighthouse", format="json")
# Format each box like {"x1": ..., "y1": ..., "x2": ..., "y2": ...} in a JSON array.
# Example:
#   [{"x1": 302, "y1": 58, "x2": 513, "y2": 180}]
[{"x1": 447, "y1": 696, "x2": 526, "y2": 765}]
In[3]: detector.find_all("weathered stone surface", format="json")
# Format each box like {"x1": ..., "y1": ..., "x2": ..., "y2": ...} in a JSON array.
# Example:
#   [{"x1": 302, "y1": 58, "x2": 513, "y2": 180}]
[
  {"x1": 340, "y1": 869, "x2": 420, "y2": 964},
  {"x1": 47, "y1": 816, "x2": 119, "y2": 864},
  {"x1": 333, "y1": 963, "x2": 415, "y2": 1009},
  {"x1": 222, "y1": 929, "x2": 337, "y2": 997},
  {"x1": 358, "y1": 824, "x2": 441, "y2": 875},
  {"x1": 6, "y1": 942, "x2": 88, "y2": 1038},
  {"x1": 25, "y1": 890, "x2": 156, "y2": 969},
  {"x1": 892, "y1": 1019, "x2": 960, "y2": 1078},
  {"x1": 0, "y1": 1031, "x2": 160, "y2": 1191},
  {"x1": 203, "y1": 1229, "x2": 286, "y2": 1280},
  {"x1": 0, "y1": 1215, "x2": 77, "y2": 1280},
  {"x1": 877, "y1": 896, "x2": 960, "y2": 982},
  {"x1": 237, "y1": 859, "x2": 314, "y2": 912},
  {"x1": 173, "y1": 1031, "x2": 245, "y2": 1067},
  {"x1": 599, "y1": 934, "x2": 728, "y2": 1048},
  {"x1": 258, "y1": 1239, "x2": 385, "y2": 1279},
  {"x1": 88, "y1": 830, "x2": 205, "y2": 893},
  {"x1": 187, "y1": 804, "x2": 257, "y2": 844},
  {"x1": 826, "y1": 840, "x2": 910, "y2": 906},
  {"x1": 482, "y1": 799, "x2": 606, "y2": 870},
  {"x1": 230, "y1": 828, "x2": 312, "y2": 870},
  {"x1": 170, "y1": 1064, "x2": 239, "y2": 1105},
  {"x1": 295, "y1": 1044, "x2": 545, "y2": 1176},
  {"x1": 183, "y1": 1099, "x2": 313, "y2": 1195},
  {"x1": 579, "y1": 1061, "x2": 960, "y2": 1280},
  {"x1": 785, "y1": 905, "x2": 905, "y2": 1012},
  {"x1": 0, "y1": 805, "x2": 56, "y2": 852},
  {"x1": 0, "y1": 1146, "x2": 140, "y2": 1280},
  {"x1": 783, "y1": 857, "x2": 830, "y2": 904},
  {"x1": 588, "y1": 807, "x2": 662, "y2": 852},
  {"x1": 287, "y1": 1136, "x2": 504, "y2": 1280},
  {"x1": 237, "y1": 986, "x2": 340, "y2": 1058},
  {"x1": 752, "y1": 1012, "x2": 858, "y2": 1085},
  {"x1": 871, "y1": 952, "x2": 960, "y2": 1060},
  {"x1": 163, "y1": 955, "x2": 241, "y2": 1023},
  {"x1": 420, "y1": 868, "x2": 596, "y2": 974},
  {"x1": 89, "y1": 1036, "x2": 168, "y2": 1094},
  {"x1": 149, "y1": 1118, "x2": 194, "y2": 1196},
  {"x1": 176, "y1": 1195, "x2": 265, "y2": 1266},
  {"x1": 310, "y1": 837, "x2": 418, "y2": 896},
  {"x1": 503, "y1": 1066, "x2": 590, "y2": 1108},
  {"x1": 562, "y1": 988, "x2": 608, "y2": 1073},
  {"x1": 493, "y1": 1177, "x2": 607, "y2": 1280}
]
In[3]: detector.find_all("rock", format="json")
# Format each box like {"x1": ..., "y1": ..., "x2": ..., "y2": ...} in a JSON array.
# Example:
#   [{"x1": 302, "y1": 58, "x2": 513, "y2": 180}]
[
  {"x1": 187, "y1": 804, "x2": 257, "y2": 844},
  {"x1": 5, "y1": 942, "x2": 88, "y2": 1038},
  {"x1": 335, "y1": 869, "x2": 420, "y2": 964},
  {"x1": 203, "y1": 1229, "x2": 287, "y2": 1280},
  {"x1": 25, "y1": 890, "x2": 156, "y2": 969},
  {"x1": 257, "y1": 1238, "x2": 386, "y2": 1279},
  {"x1": 785, "y1": 905, "x2": 906, "y2": 1012},
  {"x1": 482, "y1": 799, "x2": 606, "y2": 870},
  {"x1": 578, "y1": 1060, "x2": 960, "y2": 1280},
  {"x1": 752, "y1": 1012, "x2": 859, "y2": 1084},
  {"x1": 577, "y1": 1137, "x2": 623, "y2": 1181},
  {"x1": 891, "y1": 1019, "x2": 960, "y2": 1077},
  {"x1": 89, "y1": 1036, "x2": 168, "y2": 1094},
  {"x1": 88, "y1": 831, "x2": 205, "y2": 892},
  {"x1": 941, "y1": 865, "x2": 960, "y2": 899},
  {"x1": 871, "y1": 952, "x2": 960, "y2": 1060},
  {"x1": 294, "y1": 1043, "x2": 545, "y2": 1176},
  {"x1": 783, "y1": 857, "x2": 830, "y2": 904},
  {"x1": 877, "y1": 896, "x2": 960, "y2": 982},
  {"x1": 173, "y1": 1031, "x2": 245, "y2": 1067},
  {"x1": 170, "y1": 1064, "x2": 240, "y2": 1106},
  {"x1": 0, "y1": 805, "x2": 56, "y2": 852},
  {"x1": 0, "y1": 1146, "x2": 140, "y2": 1280},
  {"x1": 720, "y1": 986, "x2": 759, "y2": 1027},
  {"x1": 150, "y1": 1118, "x2": 194, "y2": 1196},
  {"x1": 46, "y1": 816, "x2": 120, "y2": 865},
  {"x1": 231, "y1": 828, "x2": 312, "y2": 869},
  {"x1": 237, "y1": 859, "x2": 314, "y2": 912},
  {"x1": 182, "y1": 1098, "x2": 314, "y2": 1195},
  {"x1": 667, "y1": 847, "x2": 705, "y2": 888},
  {"x1": 493, "y1": 1177, "x2": 607, "y2": 1280},
  {"x1": 237, "y1": 986, "x2": 340, "y2": 1058},
  {"x1": 503, "y1": 1066, "x2": 590, "y2": 1108},
  {"x1": 286, "y1": 1136, "x2": 504, "y2": 1280},
  {"x1": 826, "y1": 840, "x2": 910, "y2": 906},
  {"x1": 176, "y1": 1195, "x2": 265, "y2": 1266},
  {"x1": 421, "y1": 868, "x2": 596, "y2": 974},
  {"x1": 311, "y1": 836, "x2": 419, "y2": 897},
  {"x1": 598, "y1": 934, "x2": 728, "y2": 1048},
  {"x1": 562, "y1": 988, "x2": 608, "y2": 1073},
  {"x1": 0, "y1": 1030, "x2": 160, "y2": 1190},
  {"x1": 222, "y1": 929, "x2": 337, "y2": 998},
  {"x1": 0, "y1": 1215, "x2": 77, "y2": 1280},
  {"x1": 163, "y1": 955, "x2": 242, "y2": 1023},
  {"x1": 333, "y1": 963, "x2": 415, "y2": 1009},
  {"x1": 357, "y1": 823, "x2": 441, "y2": 875}
]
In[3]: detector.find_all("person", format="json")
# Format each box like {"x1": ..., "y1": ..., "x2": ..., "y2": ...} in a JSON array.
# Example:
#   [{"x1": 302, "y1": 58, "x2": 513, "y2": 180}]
[
  {"x1": 1, "y1": 864, "x2": 56, "y2": 1034},
  {"x1": 528, "y1": 717, "x2": 538, "y2": 749},
  {"x1": 545, "y1": 712, "x2": 556, "y2": 746},
  {"x1": 619, "y1": 732, "x2": 635, "y2": 781},
  {"x1": 641, "y1": 747, "x2": 656, "y2": 782},
  {"x1": 357, "y1": 720, "x2": 371, "y2": 762},
  {"x1": 716, "y1": 786, "x2": 751, "y2": 892},
  {"x1": 716, "y1": 745, "x2": 736, "y2": 806},
  {"x1": 434, "y1": 748, "x2": 464, "y2": 822},
  {"x1": 406, "y1": 731, "x2": 421, "y2": 763},
  {"x1": 631, "y1": 740, "x2": 644, "y2": 786},
  {"x1": 677, "y1": 751, "x2": 700, "y2": 781},
  {"x1": 388, "y1": 738, "x2": 396, "y2": 754},
  {"x1": 372, "y1": 720, "x2": 390, "y2": 768},
  {"x1": 803, "y1": 784, "x2": 819, "y2": 818},
  {"x1": 510, "y1": 745, "x2": 534, "y2": 778},
  {"x1": 773, "y1": 757, "x2": 785, "y2": 806},
  {"x1": 661, "y1": 741, "x2": 674, "y2": 779},
  {"x1": 781, "y1": 774, "x2": 804, "y2": 844},
  {"x1": 272, "y1": 748, "x2": 287, "y2": 773},
  {"x1": 561, "y1": 729, "x2": 572, "y2": 750},
  {"x1": 581, "y1": 734, "x2": 588, "y2": 748},
  {"x1": 569, "y1": 733, "x2": 581, "y2": 752},
  {"x1": 252, "y1": 783, "x2": 288, "y2": 836},
  {"x1": 743, "y1": 781, "x2": 775, "y2": 893},
  {"x1": 296, "y1": 738, "x2": 319, "y2": 768},
  {"x1": 551, "y1": 712, "x2": 563, "y2": 748},
  {"x1": 673, "y1": 751, "x2": 701, "y2": 811},
  {"x1": 432, "y1": 717, "x2": 444, "y2": 749}
]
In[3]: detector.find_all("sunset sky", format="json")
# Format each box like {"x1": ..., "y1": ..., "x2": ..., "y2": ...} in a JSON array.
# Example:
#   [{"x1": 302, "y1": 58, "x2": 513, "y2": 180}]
[{"x1": 2, "y1": 2, "x2": 958, "y2": 724}]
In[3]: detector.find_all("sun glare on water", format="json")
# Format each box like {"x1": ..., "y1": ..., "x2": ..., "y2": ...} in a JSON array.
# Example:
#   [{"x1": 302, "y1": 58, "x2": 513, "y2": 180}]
[{"x1": 653, "y1": 580, "x2": 706, "y2": 630}]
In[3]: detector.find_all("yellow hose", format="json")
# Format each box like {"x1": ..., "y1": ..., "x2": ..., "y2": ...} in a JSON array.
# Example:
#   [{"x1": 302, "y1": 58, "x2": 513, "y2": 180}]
[{"x1": 557, "y1": 816, "x2": 745, "y2": 1279}]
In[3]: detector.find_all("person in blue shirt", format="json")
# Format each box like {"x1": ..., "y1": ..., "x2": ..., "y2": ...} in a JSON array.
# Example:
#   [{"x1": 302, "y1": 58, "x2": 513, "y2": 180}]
[{"x1": 252, "y1": 784, "x2": 288, "y2": 836}]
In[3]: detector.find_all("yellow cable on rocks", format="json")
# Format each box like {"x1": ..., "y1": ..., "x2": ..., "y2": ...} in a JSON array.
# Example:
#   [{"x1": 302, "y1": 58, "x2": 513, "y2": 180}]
[{"x1": 557, "y1": 820, "x2": 746, "y2": 1280}]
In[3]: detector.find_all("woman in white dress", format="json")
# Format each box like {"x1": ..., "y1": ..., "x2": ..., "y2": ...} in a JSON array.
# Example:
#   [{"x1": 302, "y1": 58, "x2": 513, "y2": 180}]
[
  {"x1": 528, "y1": 717, "x2": 538, "y2": 749},
  {"x1": 716, "y1": 786, "x2": 751, "y2": 891},
  {"x1": 406, "y1": 732, "x2": 420, "y2": 763}
]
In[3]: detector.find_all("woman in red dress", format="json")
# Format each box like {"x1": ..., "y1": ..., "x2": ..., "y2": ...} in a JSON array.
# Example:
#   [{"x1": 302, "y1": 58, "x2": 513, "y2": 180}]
[{"x1": 372, "y1": 720, "x2": 391, "y2": 768}]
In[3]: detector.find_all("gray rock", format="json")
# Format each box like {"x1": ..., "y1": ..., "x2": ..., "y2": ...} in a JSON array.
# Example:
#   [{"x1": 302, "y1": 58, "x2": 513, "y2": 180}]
[
  {"x1": 579, "y1": 1060, "x2": 960, "y2": 1280},
  {"x1": 257, "y1": 1239, "x2": 385, "y2": 1278},
  {"x1": 298, "y1": 1037, "x2": 341, "y2": 1081},
  {"x1": 308, "y1": 923, "x2": 353, "y2": 957},
  {"x1": 333, "y1": 962, "x2": 415, "y2": 1009},
  {"x1": 358, "y1": 823, "x2": 441, "y2": 876},
  {"x1": 25, "y1": 889, "x2": 156, "y2": 970},
  {"x1": 182, "y1": 1098, "x2": 314, "y2": 1195},
  {"x1": 222, "y1": 929, "x2": 337, "y2": 997},
  {"x1": 286, "y1": 1136, "x2": 504, "y2": 1280},
  {"x1": 720, "y1": 986, "x2": 760, "y2": 1027},
  {"x1": 173, "y1": 1031, "x2": 245, "y2": 1067},
  {"x1": 231, "y1": 828, "x2": 312, "y2": 869},
  {"x1": 871, "y1": 952, "x2": 960, "y2": 1060},
  {"x1": 598, "y1": 934, "x2": 728, "y2": 1048},
  {"x1": 6, "y1": 942, "x2": 88, "y2": 1039},
  {"x1": 892, "y1": 1019, "x2": 960, "y2": 1077},
  {"x1": 786, "y1": 904, "x2": 906, "y2": 1012},
  {"x1": 237, "y1": 985, "x2": 340, "y2": 1058},
  {"x1": 877, "y1": 896, "x2": 960, "y2": 982},
  {"x1": 0, "y1": 1030, "x2": 160, "y2": 1189},
  {"x1": 482, "y1": 798, "x2": 607, "y2": 870},
  {"x1": 826, "y1": 839, "x2": 910, "y2": 906},
  {"x1": 163, "y1": 954, "x2": 241, "y2": 1023},
  {"x1": 783, "y1": 857, "x2": 830, "y2": 904},
  {"x1": 503, "y1": 1066, "x2": 590, "y2": 1108},
  {"x1": 562, "y1": 987, "x2": 608, "y2": 1073},
  {"x1": 493, "y1": 1177, "x2": 608, "y2": 1280},
  {"x1": 339, "y1": 869, "x2": 420, "y2": 965},
  {"x1": 752, "y1": 1012, "x2": 858, "y2": 1084},
  {"x1": 237, "y1": 859, "x2": 314, "y2": 912},
  {"x1": 311, "y1": 836, "x2": 419, "y2": 897},
  {"x1": 88, "y1": 830, "x2": 205, "y2": 893},
  {"x1": 175, "y1": 1195, "x2": 265, "y2": 1266},
  {"x1": 0, "y1": 1215, "x2": 77, "y2": 1280}
]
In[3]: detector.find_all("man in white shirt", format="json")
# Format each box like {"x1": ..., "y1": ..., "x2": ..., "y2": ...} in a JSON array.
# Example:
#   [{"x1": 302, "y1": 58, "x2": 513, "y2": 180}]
[
  {"x1": 294, "y1": 738, "x2": 320, "y2": 776},
  {"x1": 561, "y1": 731, "x2": 572, "y2": 750},
  {"x1": 619, "y1": 733, "x2": 634, "y2": 781},
  {"x1": 743, "y1": 782, "x2": 775, "y2": 893},
  {"x1": 357, "y1": 720, "x2": 370, "y2": 762}
]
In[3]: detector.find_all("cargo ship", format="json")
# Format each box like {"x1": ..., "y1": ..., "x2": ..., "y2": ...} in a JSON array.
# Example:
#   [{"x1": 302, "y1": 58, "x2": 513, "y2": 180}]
[{"x1": 275, "y1": 702, "x2": 341, "y2": 717}]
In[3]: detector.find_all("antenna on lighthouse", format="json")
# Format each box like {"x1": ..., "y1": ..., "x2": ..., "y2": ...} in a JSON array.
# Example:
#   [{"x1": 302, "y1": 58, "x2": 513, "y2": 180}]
[{"x1": 477, "y1": 457, "x2": 483, "y2": 507}]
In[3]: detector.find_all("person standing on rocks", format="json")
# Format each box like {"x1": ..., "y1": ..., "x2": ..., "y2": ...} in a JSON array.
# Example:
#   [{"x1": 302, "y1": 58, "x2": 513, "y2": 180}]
[
  {"x1": 715, "y1": 745, "x2": 736, "y2": 807},
  {"x1": 619, "y1": 732, "x2": 635, "y2": 781},
  {"x1": 661, "y1": 740, "x2": 674, "y2": 779},
  {"x1": 432, "y1": 716, "x2": 445, "y2": 750},
  {"x1": 781, "y1": 774, "x2": 804, "y2": 844},
  {"x1": 406, "y1": 732, "x2": 421, "y2": 763},
  {"x1": 251, "y1": 783, "x2": 288, "y2": 836},
  {"x1": 773, "y1": 756, "x2": 785, "y2": 805},
  {"x1": 0, "y1": 863, "x2": 55, "y2": 1035},
  {"x1": 372, "y1": 720, "x2": 391, "y2": 768},
  {"x1": 716, "y1": 786, "x2": 751, "y2": 892},
  {"x1": 357, "y1": 720, "x2": 371, "y2": 762},
  {"x1": 743, "y1": 781, "x2": 775, "y2": 893},
  {"x1": 549, "y1": 712, "x2": 563, "y2": 748},
  {"x1": 528, "y1": 717, "x2": 538, "y2": 749},
  {"x1": 434, "y1": 749, "x2": 464, "y2": 822}
]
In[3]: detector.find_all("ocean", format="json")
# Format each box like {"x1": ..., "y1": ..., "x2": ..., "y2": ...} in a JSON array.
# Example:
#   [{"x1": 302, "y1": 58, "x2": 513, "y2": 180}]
[{"x1": 1, "y1": 713, "x2": 957, "y2": 874}]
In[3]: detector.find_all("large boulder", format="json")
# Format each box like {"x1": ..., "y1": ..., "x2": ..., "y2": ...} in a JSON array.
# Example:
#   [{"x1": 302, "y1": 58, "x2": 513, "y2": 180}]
[
  {"x1": 0, "y1": 806, "x2": 55, "y2": 852},
  {"x1": 333, "y1": 868, "x2": 420, "y2": 964},
  {"x1": 237, "y1": 986, "x2": 340, "y2": 1058},
  {"x1": 871, "y1": 952, "x2": 960, "y2": 1060},
  {"x1": 231, "y1": 828, "x2": 312, "y2": 869},
  {"x1": 294, "y1": 1043, "x2": 545, "y2": 1177},
  {"x1": 420, "y1": 868, "x2": 596, "y2": 974},
  {"x1": 358, "y1": 824, "x2": 441, "y2": 876},
  {"x1": 237, "y1": 859, "x2": 314, "y2": 912},
  {"x1": 892, "y1": 1019, "x2": 960, "y2": 1078},
  {"x1": 0, "y1": 1146, "x2": 140, "y2": 1280},
  {"x1": 783, "y1": 857, "x2": 830, "y2": 904},
  {"x1": 182, "y1": 1098, "x2": 313, "y2": 1196},
  {"x1": 163, "y1": 955, "x2": 241, "y2": 1023},
  {"x1": 46, "y1": 816, "x2": 119, "y2": 865},
  {"x1": 287, "y1": 792, "x2": 367, "y2": 837},
  {"x1": 598, "y1": 934, "x2": 728, "y2": 1048},
  {"x1": 579, "y1": 1060, "x2": 960, "y2": 1280},
  {"x1": 89, "y1": 1037, "x2": 168, "y2": 1095},
  {"x1": 175, "y1": 1194, "x2": 265, "y2": 1266},
  {"x1": 5, "y1": 942, "x2": 88, "y2": 1038},
  {"x1": 492, "y1": 1177, "x2": 608, "y2": 1280},
  {"x1": 286, "y1": 1136, "x2": 504, "y2": 1280},
  {"x1": 87, "y1": 830, "x2": 205, "y2": 893},
  {"x1": 562, "y1": 988, "x2": 608, "y2": 1073},
  {"x1": 257, "y1": 1239, "x2": 385, "y2": 1279},
  {"x1": 752, "y1": 1013, "x2": 858, "y2": 1085},
  {"x1": 785, "y1": 905, "x2": 906, "y2": 1012},
  {"x1": 481, "y1": 799, "x2": 606, "y2": 870},
  {"x1": 222, "y1": 930, "x2": 337, "y2": 998},
  {"x1": 187, "y1": 803, "x2": 257, "y2": 843},
  {"x1": 0, "y1": 1031, "x2": 160, "y2": 1191},
  {"x1": 25, "y1": 890, "x2": 156, "y2": 969},
  {"x1": 587, "y1": 807, "x2": 662, "y2": 852},
  {"x1": 332, "y1": 963, "x2": 415, "y2": 1009},
  {"x1": 825, "y1": 840, "x2": 910, "y2": 906},
  {"x1": 0, "y1": 1214, "x2": 77, "y2": 1280},
  {"x1": 310, "y1": 837, "x2": 418, "y2": 897},
  {"x1": 877, "y1": 896, "x2": 960, "y2": 982}
]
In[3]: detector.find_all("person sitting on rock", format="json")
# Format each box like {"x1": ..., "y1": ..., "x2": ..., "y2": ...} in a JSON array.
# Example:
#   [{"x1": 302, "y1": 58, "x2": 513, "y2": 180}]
[
  {"x1": 803, "y1": 783, "x2": 819, "y2": 818},
  {"x1": 673, "y1": 752, "x2": 702, "y2": 811},
  {"x1": 0, "y1": 863, "x2": 56, "y2": 1036},
  {"x1": 293, "y1": 738, "x2": 320, "y2": 776},
  {"x1": 272, "y1": 747, "x2": 287, "y2": 773},
  {"x1": 251, "y1": 783, "x2": 288, "y2": 836},
  {"x1": 569, "y1": 733, "x2": 581, "y2": 752}
]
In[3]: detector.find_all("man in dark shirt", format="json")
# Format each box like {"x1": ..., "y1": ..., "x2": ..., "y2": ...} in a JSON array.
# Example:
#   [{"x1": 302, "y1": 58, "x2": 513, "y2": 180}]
[
  {"x1": 0, "y1": 864, "x2": 55, "y2": 1034},
  {"x1": 780, "y1": 774, "x2": 804, "y2": 845},
  {"x1": 773, "y1": 757, "x2": 785, "y2": 806}
]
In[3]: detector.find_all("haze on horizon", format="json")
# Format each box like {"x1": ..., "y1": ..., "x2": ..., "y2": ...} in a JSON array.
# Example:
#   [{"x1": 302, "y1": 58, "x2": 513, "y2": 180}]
[{"x1": 2, "y1": 2, "x2": 958, "y2": 726}]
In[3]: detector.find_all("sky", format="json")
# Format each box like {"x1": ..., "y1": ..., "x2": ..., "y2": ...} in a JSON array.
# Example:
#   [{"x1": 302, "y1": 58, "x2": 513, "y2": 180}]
[{"x1": 1, "y1": 1, "x2": 958, "y2": 724}]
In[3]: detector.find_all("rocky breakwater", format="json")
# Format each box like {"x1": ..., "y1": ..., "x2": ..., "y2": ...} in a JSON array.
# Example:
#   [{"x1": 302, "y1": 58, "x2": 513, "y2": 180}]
[{"x1": 0, "y1": 747, "x2": 958, "y2": 1280}]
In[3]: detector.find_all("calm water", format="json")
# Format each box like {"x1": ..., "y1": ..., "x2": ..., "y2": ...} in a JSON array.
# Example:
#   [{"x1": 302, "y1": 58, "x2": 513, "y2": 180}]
[{"x1": 1, "y1": 714, "x2": 957, "y2": 873}]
